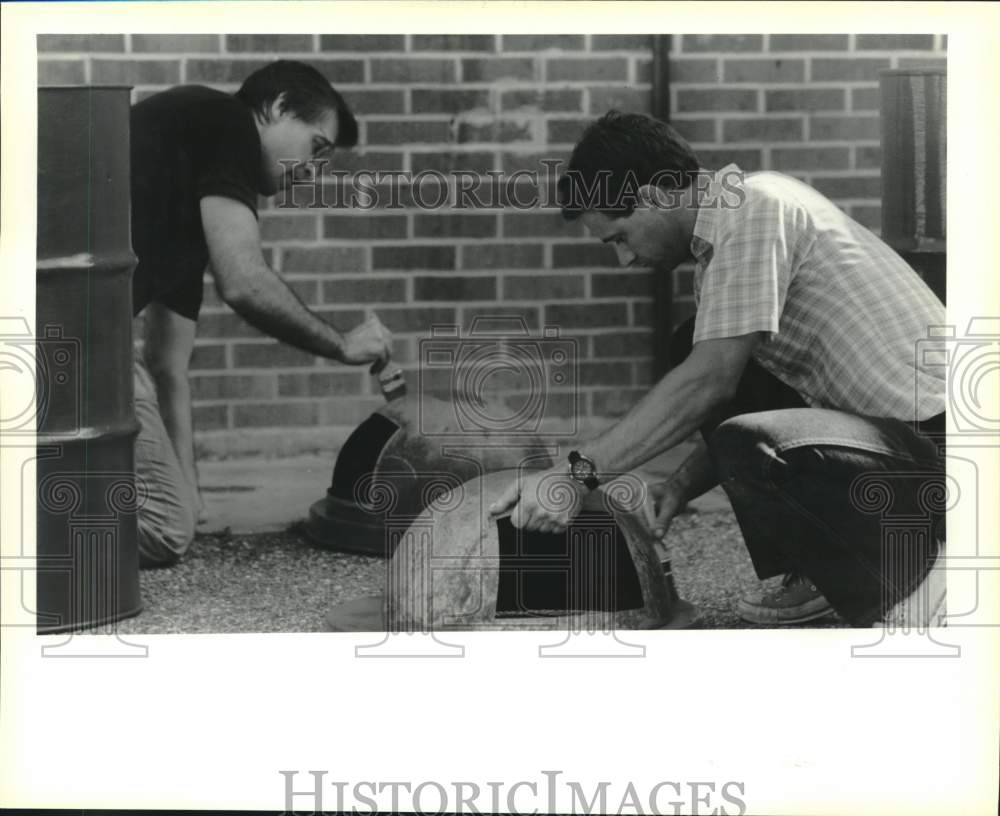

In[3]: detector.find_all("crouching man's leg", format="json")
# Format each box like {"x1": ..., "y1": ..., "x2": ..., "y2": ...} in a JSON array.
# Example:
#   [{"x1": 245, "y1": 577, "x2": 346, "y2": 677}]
[
  {"x1": 708, "y1": 409, "x2": 945, "y2": 626},
  {"x1": 133, "y1": 354, "x2": 196, "y2": 567}
]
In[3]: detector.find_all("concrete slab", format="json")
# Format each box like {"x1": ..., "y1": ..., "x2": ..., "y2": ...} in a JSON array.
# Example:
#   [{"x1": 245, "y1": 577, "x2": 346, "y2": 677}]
[{"x1": 196, "y1": 442, "x2": 733, "y2": 535}]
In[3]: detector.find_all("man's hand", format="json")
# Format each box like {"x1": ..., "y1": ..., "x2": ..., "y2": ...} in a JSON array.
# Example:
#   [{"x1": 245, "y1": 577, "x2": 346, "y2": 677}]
[
  {"x1": 340, "y1": 315, "x2": 393, "y2": 369},
  {"x1": 489, "y1": 467, "x2": 588, "y2": 533},
  {"x1": 645, "y1": 478, "x2": 686, "y2": 543}
]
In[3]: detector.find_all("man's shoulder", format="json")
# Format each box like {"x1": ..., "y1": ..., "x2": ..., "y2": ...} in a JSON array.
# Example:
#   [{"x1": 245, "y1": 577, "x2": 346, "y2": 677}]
[{"x1": 134, "y1": 85, "x2": 251, "y2": 125}]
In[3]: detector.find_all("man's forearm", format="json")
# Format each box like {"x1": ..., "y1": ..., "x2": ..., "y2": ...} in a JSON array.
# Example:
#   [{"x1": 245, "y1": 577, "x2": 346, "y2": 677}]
[
  {"x1": 151, "y1": 372, "x2": 199, "y2": 496},
  {"x1": 587, "y1": 358, "x2": 729, "y2": 477},
  {"x1": 224, "y1": 265, "x2": 348, "y2": 361},
  {"x1": 663, "y1": 439, "x2": 719, "y2": 504}
]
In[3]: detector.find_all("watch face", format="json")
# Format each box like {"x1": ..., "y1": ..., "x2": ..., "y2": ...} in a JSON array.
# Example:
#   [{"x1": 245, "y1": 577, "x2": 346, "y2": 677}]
[{"x1": 571, "y1": 458, "x2": 593, "y2": 479}]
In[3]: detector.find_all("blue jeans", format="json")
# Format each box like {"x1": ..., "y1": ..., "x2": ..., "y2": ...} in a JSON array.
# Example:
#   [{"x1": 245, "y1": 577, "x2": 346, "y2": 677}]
[
  {"x1": 133, "y1": 352, "x2": 196, "y2": 567},
  {"x1": 668, "y1": 319, "x2": 945, "y2": 625}
]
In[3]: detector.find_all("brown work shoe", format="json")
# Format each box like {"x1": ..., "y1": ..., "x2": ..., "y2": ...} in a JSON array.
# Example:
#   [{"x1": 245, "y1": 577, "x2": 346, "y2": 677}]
[{"x1": 736, "y1": 572, "x2": 834, "y2": 625}]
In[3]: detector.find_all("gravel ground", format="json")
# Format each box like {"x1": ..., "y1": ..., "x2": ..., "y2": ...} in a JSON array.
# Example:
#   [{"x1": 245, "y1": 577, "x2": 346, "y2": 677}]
[{"x1": 112, "y1": 507, "x2": 848, "y2": 634}]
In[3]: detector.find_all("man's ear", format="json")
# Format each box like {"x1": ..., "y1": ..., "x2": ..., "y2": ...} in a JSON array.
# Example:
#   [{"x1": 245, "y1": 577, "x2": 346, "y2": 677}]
[
  {"x1": 268, "y1": 92, "x2": 288, "y2": 122},
  {"x1": 636, "y1": 184, "x2": 665, "y2": 208}
]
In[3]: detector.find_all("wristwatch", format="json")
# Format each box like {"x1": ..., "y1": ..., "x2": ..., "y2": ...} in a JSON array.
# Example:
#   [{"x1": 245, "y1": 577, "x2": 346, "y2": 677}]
[{"x1": 568, "y1": 450, "x2": 600, "y2": 490}]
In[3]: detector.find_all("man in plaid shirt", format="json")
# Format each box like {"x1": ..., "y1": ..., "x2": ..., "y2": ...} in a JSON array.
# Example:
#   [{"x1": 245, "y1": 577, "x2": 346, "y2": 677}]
[{"x1": 491, "y1": 111, "x2": 946, "y2": 627}]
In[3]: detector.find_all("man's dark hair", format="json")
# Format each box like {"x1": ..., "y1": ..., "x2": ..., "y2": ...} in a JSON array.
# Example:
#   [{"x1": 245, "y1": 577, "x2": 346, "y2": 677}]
[
  {"x1": 558, "y1": 110, "x2": 700, "y2": 221},
  {"x1": 235, "y1": 59, "x2": 359, "y2": 149}
]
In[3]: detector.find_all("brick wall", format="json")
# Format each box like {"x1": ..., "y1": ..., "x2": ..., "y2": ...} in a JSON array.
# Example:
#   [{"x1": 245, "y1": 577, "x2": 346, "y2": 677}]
[{"x1": 37, "y1": 33, "x2": 946, "y2": 457}]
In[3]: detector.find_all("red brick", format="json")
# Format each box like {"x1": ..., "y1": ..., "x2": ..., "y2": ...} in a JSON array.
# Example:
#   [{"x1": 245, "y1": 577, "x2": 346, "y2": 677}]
[
  {"x1": 342, "y1": 89, "x2": 406, "y2": 115},
  {"x1": 191, "y1": 373, "x2": 275, "y2": 401},
  {"x1": 855, "y1": 145, "x2": 882, "y2": 169},
  {"x1": 233, "y1": 342, "x2": 318, "y2": 368},
  {"x1": 851, "y1": 87, "x2": 880, "y2": 111},
  {"x1": 38, "y1": 34, "x2": 124, "y2": 52},
  {"x1": 323, "y1": 214, "x2": 408, "y2": 240},
  {"x1": 413, "y1": 89, "x2": 491, "y2": 113},
  {"x1": 682, "y1": 35, "x2": 763, "y2": 53},
  {"x1": 190, "y1": 343, "x2": 227, "y2": 370},
  {"x1": 809, "y1": 115, "x2": 880, "y2": 141},
  {"x1": 234, "y1": 402, "x2": 319, "y2": 428},
  {"x1": 327, "y1": 152, "x2": 406, "y2": 175},
  {"x1": 412, "y1": 35, "x2": 495, "y2": 52},
  {"x1": 812, "y1": 175, "x2": 881, "y2": 200},
  {"x1": 766, "y1": 88, "x2": 845, "y2": 112},
  {"x1": 462, "y1": 58, "x2": 535, "y2": 82},
  {"x1": 547, "y1": 303, "x2": 628, "y2": 328},
  {"x1": 850, "y1": 205, "x2": 882, "y2": 231},
  {"x1": 546, "y1": 58, "x2": 628, "y2": 82},
  {"x1": 811, "y1": 58, "x2": 890, "y2": 82},
  {"x1": 502, "y1": 211, "x2": 584, "y2": 238},
  {"x1": 769, "y1": 35, "x2": 848, "y2": 51},
  {"x1": 457, "y1": 120, "x2": 533, "y2": 144},
  {"x1": 579, "y1": 361, "x2": 632, "y2": 387},
  {"x1": 92, "y1": 59, "x2": 180, "y2": 85},
  {"x1": 277, "y1": 371, "x2": 363, "y2": 397},
  {"x1": 723, "y1": 58, "x2": 804, "y2": 83},
  {"x1": 414, "y1": 213, "x2": 497, "y2": 239},
  {"x1": 696, "y1": 148, "x2": 763, "y2": 171},
  {"x1": 131, "y1": 34, "x2": 220, "y2": 53},
  {"x1": 458, "y1": 308, "x2": 540, "y2": 332},
  {"x1": 670, "y1": 58, "x2": 719, "y2": 83},
  {"x1": 286, "y1": 279, "x2": 319, "y2": 303},
  {"x1": 670, "y1": 117, "x2": 717, "y2": 143},
  {"x1": 771, "y1": 147, "x2": 850, "y2": 171},
  {"x1": 366, "y1": 120, "x2": 453, "y2": 145},
  {"x1": 414, "y1": 276, "x2": 497, "y2": 301},
  {"x1": 670, "y1": 299, "x2": 697, "y2": 328},
  {"x1": 38, "y1": 60, "x2": 85, "y2": 84},
  {"x1": 283, "y1": 247, "x2": 366, "y2": 274},
  {"x1": 592, "y1": 330, "x2": 653, "y2": 358},
  {"x1": 378, "y1": 307, "x2": 457, "y2": 333},
  {"x1": 225, "y1": 35, "x2": 312, "y2": 52},
  {"x1": 322, "y1": 277, "x2": 407, "y2": 303},
  {"x1": 637, "y1": 60, "x2": 653, "y2": 84},
  {"x1": 502, "y1": 35, "x2": 585, "y2": 51},
  {"x1": 591, "y1": 35, "x2": 652, "y2": 51},
  {"x1": 320, "y1": 35, "x2": 404, "y2": 52},
  {"x1": 372, "y1": 245, "x2": 455, "y2": 271},
  {"x1": 411, "y1": 152, "x2": 494, "y2": 175},
  {"x1": 589, "y1": 87, "x2": 652, "y2": 114},
  {"x1": 503, "y1": 275, "x2": 585, "y2": 300},
  {"x1": 193, "y1": 405, "x2": 229, "y2": 431},
  {"x1": 553, "y1": 242, "x2": 618, "y2": 269},
  {"x1": 501, "y1": 88, "x2": 582, "y2": 112},
  {"x1": 633, "y1": 301, "x2": 654, "y2": 326},
  {"x1": 897, "y1": 57, "x2": 946, "y2": 70},
  {"x1": 260, "y1": 214, "x2": 318, "y2": 242},
  {"x1": 546, "y1": 118, "x2": 591, "y2": 144},
  {"x1": 674, "y1": 266, "x2": 695, "y2": 297},
  {"x1": 592, "y1": 388, "x2": 644, "y2": 416},
  {"x1": 723, "y1": 118, "x2": 803, "y2": 142},
  {"x1": 461, "y1": 243, "x2": 544, "y2": 270},
  {"x1": 856, "y1": 34, "x2": 935, "y2": 50},
  {"x1": 592, "y1": 271, "x2": 653, "y2": 298},
  {"x1": 188, "y1": 58, "x2": 363, "y2": 84},
  {"x1": 633, "y1": 360, "x2": 656, "y2": 385},
  {"x1": 676, "y1": 88, "x2": 758, "y2": 113}
]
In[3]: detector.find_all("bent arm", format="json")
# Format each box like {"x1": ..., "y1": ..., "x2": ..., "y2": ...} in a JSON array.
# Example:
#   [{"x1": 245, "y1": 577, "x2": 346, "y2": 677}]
[
  {"x1": 200, "y1": 195, "x2": 348, "y2": 362},
  {"x1": 587, "y1": 331, "x2": 764, "y2": 476}
]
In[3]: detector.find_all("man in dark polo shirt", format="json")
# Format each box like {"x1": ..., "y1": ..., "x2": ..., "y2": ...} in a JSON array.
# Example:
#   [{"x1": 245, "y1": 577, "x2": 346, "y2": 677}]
[{"x1": 131, "y1": 60, "x2": 392, "y2": 567}]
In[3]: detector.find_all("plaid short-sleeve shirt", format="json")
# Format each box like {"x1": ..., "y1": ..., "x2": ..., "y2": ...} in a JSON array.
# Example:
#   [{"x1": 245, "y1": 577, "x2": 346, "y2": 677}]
[{"x1": 691, "y1": 164, "x2": 945, "y2": 420}]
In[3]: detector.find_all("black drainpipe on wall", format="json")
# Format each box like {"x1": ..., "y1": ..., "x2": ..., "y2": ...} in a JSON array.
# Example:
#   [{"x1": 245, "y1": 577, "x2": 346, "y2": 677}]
[{"x1": 651, "y1": 34, "x2": 674, "y2": 379}]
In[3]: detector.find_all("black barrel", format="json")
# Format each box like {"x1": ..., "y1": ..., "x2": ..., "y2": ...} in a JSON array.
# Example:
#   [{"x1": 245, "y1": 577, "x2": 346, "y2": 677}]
[
  {"x1": 36, "y1": 86, "x2": 142, "y2": 633},
  {"x1": 879, "y1": 68, "x2": 947, "y2": 302}
]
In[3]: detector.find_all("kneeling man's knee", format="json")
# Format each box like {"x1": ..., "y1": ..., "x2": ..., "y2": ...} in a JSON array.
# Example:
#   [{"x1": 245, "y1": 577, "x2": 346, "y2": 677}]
[
  {"x1": 708, "y1": 414, "x2": 784, "y2": 485},
  {"x1": 137, "y1": 504, "x2": 195, "y2": 568}
]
